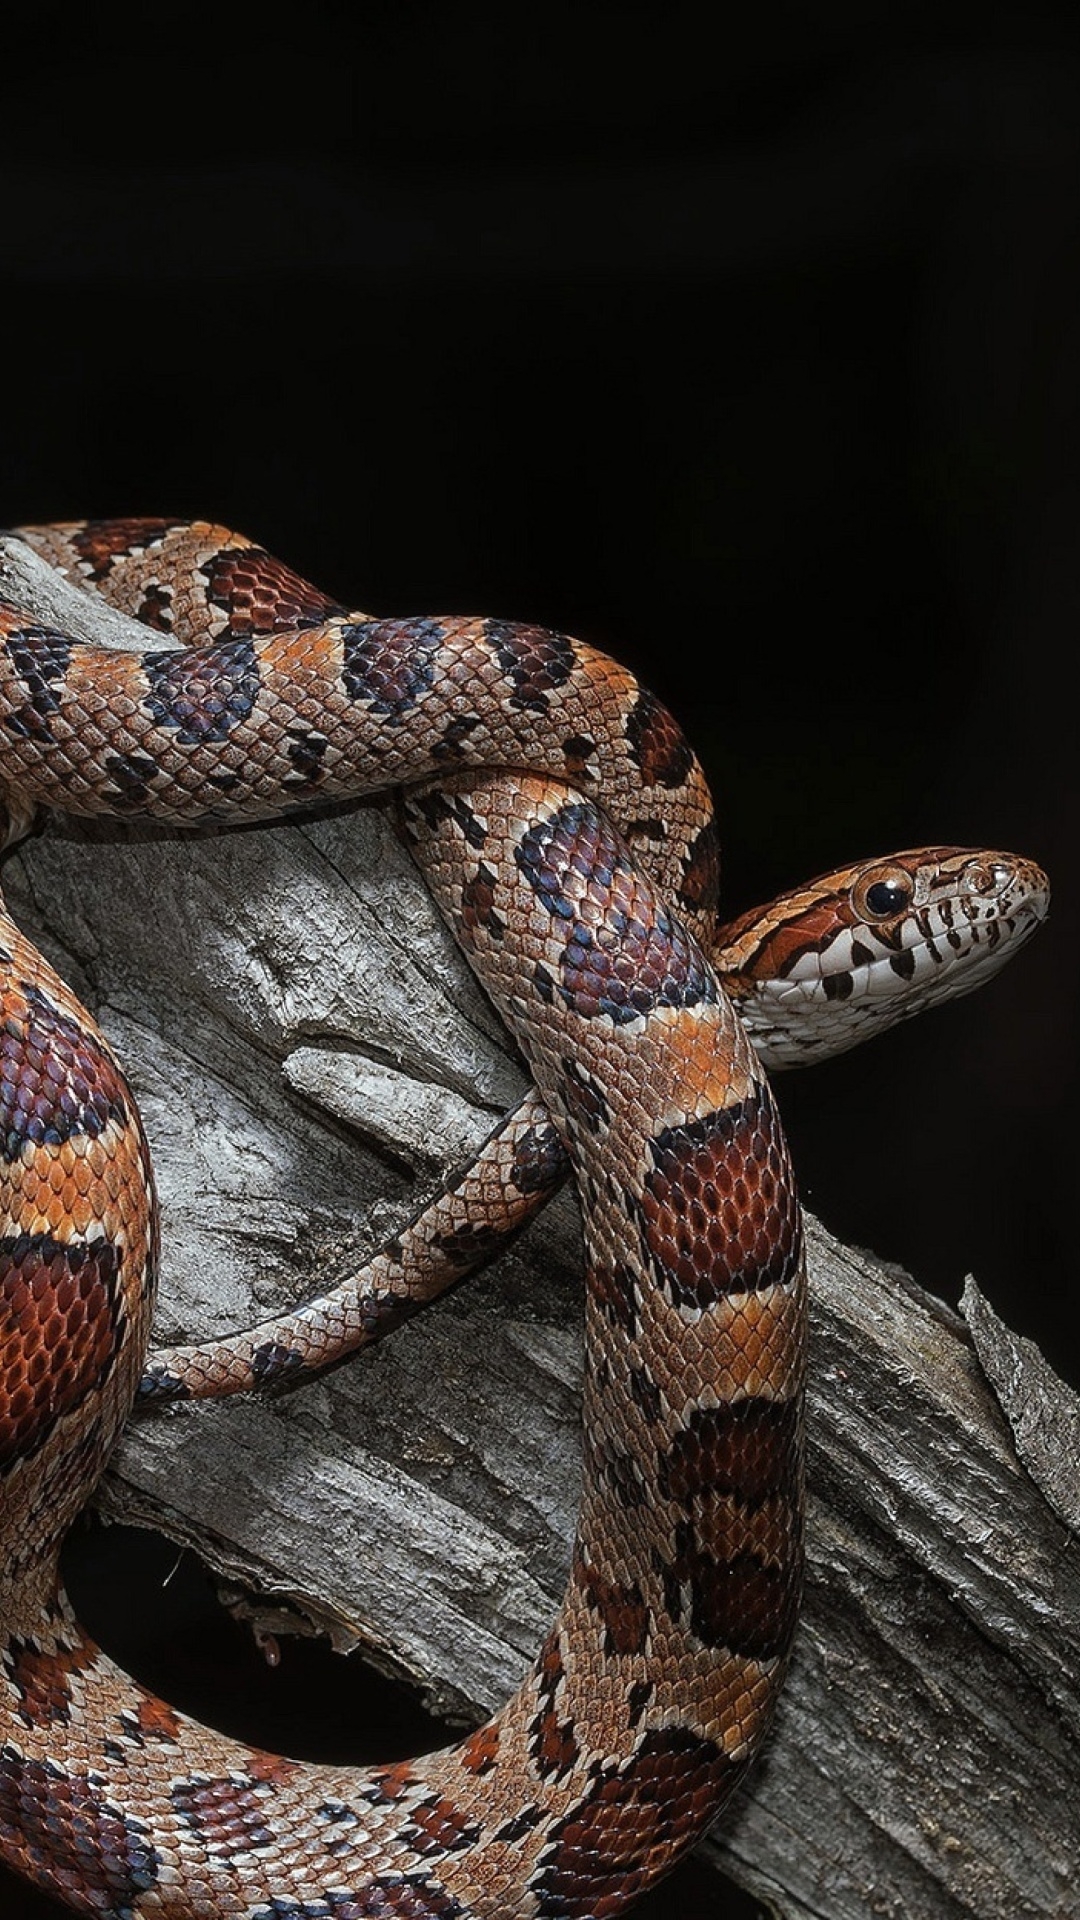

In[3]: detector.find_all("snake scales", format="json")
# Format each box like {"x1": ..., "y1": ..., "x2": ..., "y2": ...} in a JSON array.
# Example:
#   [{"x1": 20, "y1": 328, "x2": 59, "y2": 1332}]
[{"x1": 0, "y1": 519, "x2": 1049, "y2": 1918}]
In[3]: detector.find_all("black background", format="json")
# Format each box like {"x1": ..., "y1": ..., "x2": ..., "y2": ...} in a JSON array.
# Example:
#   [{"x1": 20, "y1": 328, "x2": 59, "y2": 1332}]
[{"x1": 1, "y1": 7, "x2": 1078, "y2": 1917}]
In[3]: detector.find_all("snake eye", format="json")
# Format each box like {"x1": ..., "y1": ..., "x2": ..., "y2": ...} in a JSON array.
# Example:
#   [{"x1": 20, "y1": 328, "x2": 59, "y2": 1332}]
[{"x1": 853, "y1": 868, "x2": 913, "y2": 920}]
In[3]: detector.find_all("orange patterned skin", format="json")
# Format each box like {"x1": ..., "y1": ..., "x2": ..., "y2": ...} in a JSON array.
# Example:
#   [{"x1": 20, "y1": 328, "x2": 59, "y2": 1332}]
[{"x1": 0, "y1": 520, "x2": 1047, "y2": 1918}]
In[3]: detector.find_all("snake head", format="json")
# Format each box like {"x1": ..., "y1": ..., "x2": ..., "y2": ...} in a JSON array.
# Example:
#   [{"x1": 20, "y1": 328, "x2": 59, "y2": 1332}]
[{"x1": 716, "y1": 846, "x2": 1050, "y2": 1070}]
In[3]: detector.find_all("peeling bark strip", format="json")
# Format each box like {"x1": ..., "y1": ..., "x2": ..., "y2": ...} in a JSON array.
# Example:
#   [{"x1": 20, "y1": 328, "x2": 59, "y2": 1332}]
[{"x1": 1, "y1": 537, "x2": 1077, "y2": 1919}]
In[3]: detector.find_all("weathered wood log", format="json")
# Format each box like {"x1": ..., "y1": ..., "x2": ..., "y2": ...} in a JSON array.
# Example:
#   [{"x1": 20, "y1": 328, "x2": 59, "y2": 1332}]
[{"x1": 2, "y1": 536, "x2": 1077, "y2": 1919}]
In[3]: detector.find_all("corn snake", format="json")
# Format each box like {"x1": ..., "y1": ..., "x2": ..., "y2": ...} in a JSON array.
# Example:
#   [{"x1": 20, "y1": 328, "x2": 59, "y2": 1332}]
[{"x1": 0, "y1": 519, "x2": 1048, "y2": 1918}]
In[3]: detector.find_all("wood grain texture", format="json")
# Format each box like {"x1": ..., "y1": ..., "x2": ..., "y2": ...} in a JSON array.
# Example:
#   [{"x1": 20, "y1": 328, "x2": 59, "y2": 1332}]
[{"x1": 2, "y1": 534, "x2": 1076, "y2": 1919}]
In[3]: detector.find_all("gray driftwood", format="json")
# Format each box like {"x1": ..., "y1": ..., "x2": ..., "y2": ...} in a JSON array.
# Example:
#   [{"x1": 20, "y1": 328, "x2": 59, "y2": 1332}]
[{"x1": 2, "y1": 537, "x2": 1078, "y2": 1920}]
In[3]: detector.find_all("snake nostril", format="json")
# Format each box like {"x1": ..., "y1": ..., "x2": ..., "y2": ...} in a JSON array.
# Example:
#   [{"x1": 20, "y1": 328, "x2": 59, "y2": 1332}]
[{"x1": 964, "y1": 859, "x2": 1008, "y2": 896}]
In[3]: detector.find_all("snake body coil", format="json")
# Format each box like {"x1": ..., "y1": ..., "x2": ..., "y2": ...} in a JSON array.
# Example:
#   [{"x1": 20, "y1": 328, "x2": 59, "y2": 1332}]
[{"x1": 0, "y1": 520, "x2": 1049, "y2": 1917}]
